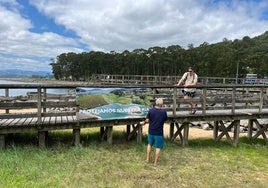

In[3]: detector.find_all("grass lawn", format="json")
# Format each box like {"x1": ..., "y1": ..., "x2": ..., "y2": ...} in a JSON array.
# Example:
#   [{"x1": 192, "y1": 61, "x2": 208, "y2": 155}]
[{"x1": 0, "y1": 128, "x2": 267, "y2": 188}]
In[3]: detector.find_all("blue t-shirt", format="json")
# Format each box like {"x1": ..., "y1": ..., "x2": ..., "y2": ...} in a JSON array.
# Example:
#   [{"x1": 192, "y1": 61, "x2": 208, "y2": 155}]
[{"x1": 146, "y1": 107, "x2": 168, "y2": 136}]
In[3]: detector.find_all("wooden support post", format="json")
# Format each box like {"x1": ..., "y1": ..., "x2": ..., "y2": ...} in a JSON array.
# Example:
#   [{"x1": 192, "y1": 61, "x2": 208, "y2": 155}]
[
  {"x1": 247, "y1": 119, "x2": 253, "y2": 138},
  {"x1": 100, "y1": 127, "x2": 105, "y2": 140},
  {"x1": 137, "y1": 124, "x2": 142, "y2": 144},
  {"x1": 169, "y1": 122, "x2": 174, "y2": 140},
  {"x1": 171, "y1": 122, "x2": 189, "y2": 147},
  {"x1": 171, "y1": 123, "x2": 183, "y2": 142},
  {"x1": 127, "y1": 124, "x2": 141, "y2": 141},
  {"x1": 215, "y1": 120, "x2": 240, "y2": 146},
  {"x1": 126, "y1": 124, "x2": 130, "y2": 139},
  {"x1": 7, "y1": 133, "x2": 14, "y2": 146},
  {"x1": 73, "y1": 128, "x2": 81, "y2": 146},
  {"x1": 213, "y1": 121, "x2": 219, "y2": 141},
  {"x1": 0, "y1": 134, "x2": 5, "y2": 149},
  {"x1": 38, "y1": 131, "x2": 46, "y2": 148},
  {"x1": 252, "y1": 119, "x2": 268, "y2": 142},
  {"x1": 233, "y1": 120, "x2": 240, "y2": 146},
  {"x1": 215, "y1": 121, "x2": 233, "y2": 144},
  {"x1": 107, "y1": 126, "x2": 113, "y2": 144},
  {"x1": 182, "y1": 122, "x2": 189, "y2": 147}
]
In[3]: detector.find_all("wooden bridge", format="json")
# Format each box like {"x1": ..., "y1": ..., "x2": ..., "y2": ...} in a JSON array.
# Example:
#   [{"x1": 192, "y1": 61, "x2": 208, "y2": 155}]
[{"x1": 0, "y1": 82, "x2": 268, "y2": 148}]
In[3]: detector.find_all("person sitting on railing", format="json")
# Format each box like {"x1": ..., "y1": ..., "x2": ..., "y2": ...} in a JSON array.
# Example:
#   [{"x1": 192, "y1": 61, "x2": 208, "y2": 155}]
[{"x1": 175, "y1": 67, "x2": 198, "y2": 114}]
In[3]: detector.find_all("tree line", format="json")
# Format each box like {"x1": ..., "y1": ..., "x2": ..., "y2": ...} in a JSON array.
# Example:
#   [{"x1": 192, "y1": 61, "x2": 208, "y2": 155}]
[{"x1": 50, "y1": 31, "x2": 268, "y2": 81}]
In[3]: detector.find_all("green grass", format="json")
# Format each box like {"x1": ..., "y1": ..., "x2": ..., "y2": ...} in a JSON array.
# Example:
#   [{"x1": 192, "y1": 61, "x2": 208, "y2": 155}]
[{"x1": 0, "y1": 130, "x2": 267, "y2": 188}]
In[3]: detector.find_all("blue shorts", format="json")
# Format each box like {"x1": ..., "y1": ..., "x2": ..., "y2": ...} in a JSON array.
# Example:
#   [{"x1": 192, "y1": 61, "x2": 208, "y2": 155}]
[
  {"x1": 182, "y1": 89, "x2": 196, "y2": 98},
  {"x1": 148, "y1": 134, "x2": 164, "y2": 149}
]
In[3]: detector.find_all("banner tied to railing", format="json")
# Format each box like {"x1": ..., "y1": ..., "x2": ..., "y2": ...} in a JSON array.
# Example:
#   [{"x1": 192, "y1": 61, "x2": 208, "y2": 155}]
[{"x1": 76, "y1": 87, "x2": 153, "y2": 120}]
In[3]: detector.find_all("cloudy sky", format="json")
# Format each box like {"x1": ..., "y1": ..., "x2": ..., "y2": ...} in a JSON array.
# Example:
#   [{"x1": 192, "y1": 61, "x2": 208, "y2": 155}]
[{"x1": 1, "y1": 0, "x2": 268, "y2": 73}]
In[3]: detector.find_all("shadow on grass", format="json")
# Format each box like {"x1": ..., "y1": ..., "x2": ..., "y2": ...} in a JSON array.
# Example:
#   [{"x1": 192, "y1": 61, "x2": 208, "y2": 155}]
[
  {"x1": 4, "y1": 130, "x2": 267, "y2": 149},
  {"x1": 5, "y1": 129, "x2": 147, "y2": 149},
  {"x1": 183, "y1": 136, "x2": 266, "y2": 148}
]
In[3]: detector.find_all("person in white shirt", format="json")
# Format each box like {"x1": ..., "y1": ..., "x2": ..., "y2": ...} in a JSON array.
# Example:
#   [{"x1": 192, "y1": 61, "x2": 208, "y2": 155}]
[{"x1": 175, "y1": 67, "x2": 198, "y2": 114}]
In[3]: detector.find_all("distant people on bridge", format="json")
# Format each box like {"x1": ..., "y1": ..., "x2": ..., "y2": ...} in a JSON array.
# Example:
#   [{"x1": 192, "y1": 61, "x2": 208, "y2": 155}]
[
  {"x1": 140, "y1": 98, "x2": 167, "y2": 167},
  {"x1": 175, "y1": 67, "x2": 198, "y2": 114}
]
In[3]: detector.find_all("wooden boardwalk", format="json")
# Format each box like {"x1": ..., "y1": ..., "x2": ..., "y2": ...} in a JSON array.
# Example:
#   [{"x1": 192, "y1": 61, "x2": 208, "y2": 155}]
[
  {"x1": 0, "y1": 82, "x2": 268, "y2": 148},
  {"x1": 90, "y1": 74, "x2": 268, "y2": 85}
]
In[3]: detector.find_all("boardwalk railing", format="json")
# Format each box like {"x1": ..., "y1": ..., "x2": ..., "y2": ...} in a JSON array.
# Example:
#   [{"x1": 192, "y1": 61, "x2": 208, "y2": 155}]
[
  {"x1": 91, "y1": 74, "x2": 268, "y2": 85},
  {"x1": 0, "y1": 84, "x2": 77, "y2": 147},
  {"x1": 0, "y1": 83, "x2": 267, "y2": 148}
]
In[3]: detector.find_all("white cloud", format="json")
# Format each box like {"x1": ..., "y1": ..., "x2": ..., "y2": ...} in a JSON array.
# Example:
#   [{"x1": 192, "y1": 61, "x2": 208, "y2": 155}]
[
  {"x1": 0, "y1": 1, "x2": 84, "y2": 71},
  {"x1": 1, "y1": 0, "x2": 268, "y2": 72},
  {"x1": 31, "y1": 0, "x2": 268, "y2": 51}
]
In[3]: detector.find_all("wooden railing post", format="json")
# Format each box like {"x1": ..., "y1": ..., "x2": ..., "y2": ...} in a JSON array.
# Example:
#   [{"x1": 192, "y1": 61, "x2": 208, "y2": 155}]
[
  {"x1": 43, "y1": 88, "x2": 47, "y2": 113},
  {"x1": 172, "y1": 87, "x2": 177, "y2": 116},
  {"x1": 5, "y1": 88, "x2": 9, "y2": 114},
  {"x1": 202, "y1": 88, "x2": 207, "y2": 115},
  {"x1": 259, "y1": 87, "x2": 263, "y2": 113},
  {"x1": 37, "y1": 86, "x2": 42, "y2": 124},
  {"x1": 231, "y1": 87, "x2": 236, "y2": 114}
]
